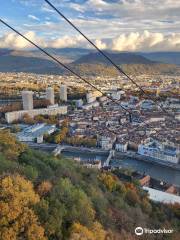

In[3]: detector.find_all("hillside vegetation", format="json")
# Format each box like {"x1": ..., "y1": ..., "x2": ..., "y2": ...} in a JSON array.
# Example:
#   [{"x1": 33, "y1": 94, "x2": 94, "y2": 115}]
[
  {"x1": 71, "y1": 63, "x2": 180, "y2": 76},
  {"x1": 0, "y1": 130, "x2": 180, "y2": 240}
]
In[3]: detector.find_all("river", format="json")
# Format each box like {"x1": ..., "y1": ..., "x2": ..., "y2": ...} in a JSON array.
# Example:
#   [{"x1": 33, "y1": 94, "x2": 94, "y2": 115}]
[{"x1": 61, "y1": 150, "x2": 180, "y2": 186}]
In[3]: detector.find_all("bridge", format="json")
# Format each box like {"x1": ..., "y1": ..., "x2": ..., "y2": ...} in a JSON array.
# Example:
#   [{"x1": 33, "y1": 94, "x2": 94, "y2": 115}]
[
  {"x1": 52, "y1": 145, "x2": 66, "y2": 156},
  {"x1": 28, "y1": 142, "x2": 114, "y2": 167},
  {"x1": 103, "y1": 150, "x2": 115, "y2": 167}
]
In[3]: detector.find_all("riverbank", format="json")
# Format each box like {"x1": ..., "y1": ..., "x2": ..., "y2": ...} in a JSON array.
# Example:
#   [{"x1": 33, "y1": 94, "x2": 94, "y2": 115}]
[
  {"x1": 27, "y1": 142, "x2": 180, "y2": 171},
  {"x1": 114, "y1": 151, "x2": 180, "y2": 171},
  {"x1": 26, "y1": 142, "x2": 180, "y2": 186}
]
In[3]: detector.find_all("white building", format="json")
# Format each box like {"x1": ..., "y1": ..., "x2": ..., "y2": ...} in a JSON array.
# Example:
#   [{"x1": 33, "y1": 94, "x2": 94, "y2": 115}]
[
  {"x1": 143, "y1": 186, "x2": 180, "y2": 204},
  {"x1": 46, "y1": 87, "x2": 54, "y2": 105},
  {"x1": 60, "y1": 85, "x2": 67, "y2": 102},
  {"x1": 82, "y1": 101, "x2": 99, "y2": 110},
  {"x1": 138, "y1": 138, "x2": 179, "y2": 164},
  {"x1": 5, "y1": 105, "x2": 67, "y2": 123},
  {"x1": 83, "y1": 160, "x2": 102, "y2": 169},
  {"x1": 115, "y1": 140, "x2": 128, "y2": 152},
  {"x1": 111, "y1": 91, "x2": 121, "y2": 100},
  {"x1": 99, "y1": 136, "x2": 116, "y2": 150},
  {"x1": 22, "y1": 91, "x2": 33, "y2": 110},
  {"x1": 17, "y1": 123, "x2": 56, "y2": 143},
  {"x1": 86, "y1": 92, "x2": 96, "y2": 104}
]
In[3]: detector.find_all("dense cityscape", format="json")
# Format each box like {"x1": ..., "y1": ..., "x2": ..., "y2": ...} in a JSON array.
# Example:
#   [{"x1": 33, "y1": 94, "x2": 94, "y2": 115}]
[{"x1": 0, "y1": 71, "x2": 179, "y2": 185}]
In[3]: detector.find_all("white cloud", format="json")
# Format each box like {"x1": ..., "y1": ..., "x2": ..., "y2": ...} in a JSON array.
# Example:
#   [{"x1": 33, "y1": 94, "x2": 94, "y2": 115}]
[
  {"x1": 1, "y1": 30, "x2": 180, "y2": 51},
  {"x1": 28, "y1": 14, "x2": 40, "y2": 21},
  {"x1": 49, "y1": 35, "x2": 86, "y2": 48},
  {"x1": 94, "y1": 39, "x2": 107, "y2": 49},
  {"x1": 111, "y1": 30, "x2": 180, "y2": 51},
  {"x1": 0, "y1": 31, "x2": 46, "y2": 49}
]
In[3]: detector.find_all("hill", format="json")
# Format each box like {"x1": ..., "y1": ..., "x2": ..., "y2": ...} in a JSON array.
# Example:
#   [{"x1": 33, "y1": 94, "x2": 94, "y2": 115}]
[
  {"x1": 71, "y1": 63, "x2": 180, "y2": 76},
  {"x1": 0, "y1": 47, "x2": 92, "y2": 63},
  {"x1": 74, "y1": 51, "x2": 155, "y2": 65},
  {"x1": 141, "y1": 52, "x2": 180, "y2": 65},
  {"x1": 0, "y1": 55, "x2": 64, "y2": 74},
  {"x1": 0, "y1": 48, "x2": 180, "y2": 76}
]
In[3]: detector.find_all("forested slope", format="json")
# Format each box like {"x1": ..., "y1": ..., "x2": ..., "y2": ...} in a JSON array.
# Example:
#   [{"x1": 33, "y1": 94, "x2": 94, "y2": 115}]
[{"x1": 0, "y1": 130, "x2": 180, "y2": 240}]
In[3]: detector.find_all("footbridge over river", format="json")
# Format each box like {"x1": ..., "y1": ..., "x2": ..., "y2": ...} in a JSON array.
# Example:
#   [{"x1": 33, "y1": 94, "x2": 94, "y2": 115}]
[
  {"x1": 52, "y1": 145, "x2": 114, "y2": 167},
  {"x1": 52, "y1": 145, "x2": 66, "y2": 156},
  {"x1": 103, "y1": 150, "x2": 115, "y2": 167}
]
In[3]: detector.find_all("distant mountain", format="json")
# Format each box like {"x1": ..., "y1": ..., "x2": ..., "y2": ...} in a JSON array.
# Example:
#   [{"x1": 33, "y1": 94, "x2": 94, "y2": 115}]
[
  {"x1": 0, "y1": 55, "x2": 64, "y2": 74},
  {"x1": 45, "y1": 48, "x2": 92, "y2": 62},
  {"x1": 74, "y1": 52, "x2": 155, "y2": 65},
  {"x1": 3, "y1": 48, "x2": 92, "y2": 63},
  {"x1": 141, "y1": 52, "x2": 180, "y2": 65},
  {"x1": 0, "y1": 48, "x2": 13, "y2": 56},
  {"x1": 0, "y1": 48, "x2": 180, "y2": 75}
]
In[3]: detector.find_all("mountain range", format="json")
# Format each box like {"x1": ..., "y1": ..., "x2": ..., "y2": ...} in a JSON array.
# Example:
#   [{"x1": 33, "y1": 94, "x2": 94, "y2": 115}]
[
  {"x1": 0, "y1": 48, "x2": 180, "y2": 75},
  {"x1": 74, "y1": 51, "x2": 155, "y2": 65}
]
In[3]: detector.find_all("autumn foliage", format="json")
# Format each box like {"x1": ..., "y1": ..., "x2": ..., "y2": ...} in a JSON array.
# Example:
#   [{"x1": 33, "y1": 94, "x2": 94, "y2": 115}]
[
  {"x1": 0, "y1": 130, "x2": 26, "y2": 160},
  {"x1": 0, "y1": 175, "x2": 46, "y2": 240},
  {"x1": 69, "y1": 222, "x2": 107, "y2": 240}
]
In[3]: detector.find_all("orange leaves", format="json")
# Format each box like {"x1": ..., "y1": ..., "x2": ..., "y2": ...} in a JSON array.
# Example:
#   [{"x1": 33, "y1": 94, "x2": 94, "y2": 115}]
[
  {"x1": 69, "y1": 221, "x2": 107, "y2": 240},
  {"x1": 0, "y1": 175, "x2": 39, "y2": 225},
  {"x1": 98, "y1": 173, "x2": 119, "y2": 192},
  {"x1": 69, "y1": 222, "x2": 94, "y2": 240},
  {"x1": 0, "y1": 130, "x2": 26, "y2": 160},
  {"x1": 54, "y1": 119, "x2": 69, "y2": 144},
  {"x1": 0, "y1": 175, "x2": 47, "y2": 240},
  {"x1": 37, "y1": 181, "x2": 52, "y2": 197}
]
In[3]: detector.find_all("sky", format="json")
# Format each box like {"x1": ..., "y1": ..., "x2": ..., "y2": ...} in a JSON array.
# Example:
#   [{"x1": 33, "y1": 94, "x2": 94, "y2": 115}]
[{"x1": 0, "y1": 0, "x2": 180, "y2": 51}]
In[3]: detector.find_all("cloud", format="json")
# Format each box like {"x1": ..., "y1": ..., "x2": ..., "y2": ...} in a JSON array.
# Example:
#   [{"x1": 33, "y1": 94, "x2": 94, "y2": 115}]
[
  {"x1": 94, "y1": 39, "x2": 107, "y2": 49},
  {"x1": 1, "y1": 30, "x2": 180, "y2": 51},
  {"x1": 28, "y1": 14, "x2": 40, "y2": 21},
  {"x1": 0, "y1": 31, "x2": 86, "y2": 49},
  {"x1": 111, "y1": 30, "x2": 180, "y2": 51},
  {"x1": 49, "y1": 35, "x2": 86, "y2": 48},
  {"x1": 0, "y1": 31, "x2": 46, "y2": 49}
]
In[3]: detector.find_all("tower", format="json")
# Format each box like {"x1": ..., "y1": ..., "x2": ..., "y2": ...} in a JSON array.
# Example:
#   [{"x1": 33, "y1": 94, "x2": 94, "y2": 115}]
[
  {"x1": 46, "y1": 87, "x2": 54, "y2": 105},
  {"x1": 60, "y1": 85, "x2": 67, "y2": 102},
  {"x1": 22, "y1": 91, "x2": 33, "y2": 110}
]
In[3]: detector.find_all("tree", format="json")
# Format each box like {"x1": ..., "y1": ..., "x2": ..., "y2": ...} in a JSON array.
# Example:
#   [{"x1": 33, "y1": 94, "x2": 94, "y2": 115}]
[
  {"x1": 69, "y1": 222, "x2": 95, "y2": 240},
  {"x1": 0, "y1": 175, "x2": 47, "y2": 240},
  {"x1": 37, "y1": 181, "x2": 53, "y2": 197},
  {"x1": 0, "y1": 130, "x2": 26, "y2": 160},
  {"x1": 22, "y1": 113, "x2": 35, "y2": 125},
  {"x1": 69, "y1": 222, "x2": 107, "y2": 240},
  {"x1": 125, "y1": 190, "x2": 140, "y2": 206},
  {"x1": 168, "y1": 203, "x2": 180, "y2": 219},
  {"x1": 98, "y1": 173, "x2": 119, "y2": 192},
  {"x1": 11, "y1": 125, "x2": 21, "y2": 133},
  {"x1": 54, "y1": 119, "x2": 69, "y2": 144},
  {"x1": 52, "y1": 178, "x2": 95, "y2": 226},
  {"x1": 91, "y1": 221, "x2": 107, "y2": 240}
]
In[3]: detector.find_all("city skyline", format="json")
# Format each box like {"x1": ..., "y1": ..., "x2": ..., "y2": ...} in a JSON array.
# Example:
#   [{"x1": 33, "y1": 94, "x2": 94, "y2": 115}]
[{"x1": 0, "y1": 0, "x2": 180, "y2": 51}]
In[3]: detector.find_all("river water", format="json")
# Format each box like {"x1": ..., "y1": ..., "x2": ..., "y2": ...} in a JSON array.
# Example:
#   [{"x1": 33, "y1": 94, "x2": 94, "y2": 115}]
[{"x1": 61, "y1": 150, "x2": 180, "y2": 186}]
